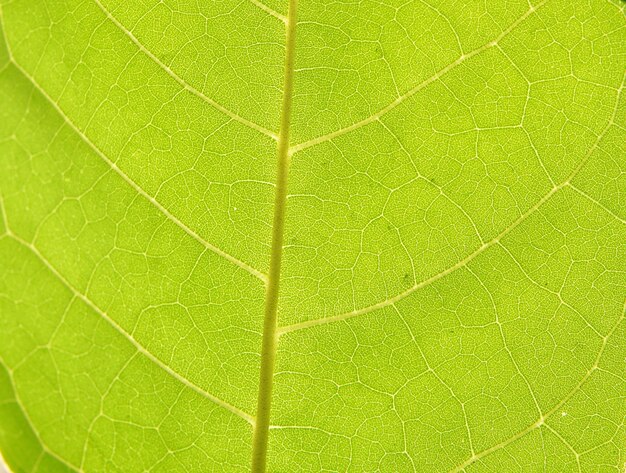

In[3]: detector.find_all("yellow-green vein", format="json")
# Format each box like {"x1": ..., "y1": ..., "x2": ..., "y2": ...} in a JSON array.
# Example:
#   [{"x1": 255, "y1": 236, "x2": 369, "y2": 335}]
[{"x1": 251, "y1": 0, "x2": 298, "y2": 471}]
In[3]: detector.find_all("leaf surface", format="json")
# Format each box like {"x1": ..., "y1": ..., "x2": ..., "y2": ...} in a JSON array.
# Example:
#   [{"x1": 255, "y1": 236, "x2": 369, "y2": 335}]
[{"x1": 0, "y1": 0, "x2": 625, "y2": 471}]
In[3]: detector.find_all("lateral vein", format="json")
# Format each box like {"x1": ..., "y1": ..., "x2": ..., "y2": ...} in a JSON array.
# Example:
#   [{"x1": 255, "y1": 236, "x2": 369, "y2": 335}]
[
  {"x1": 288, "y1": 1, "x2": 547, "y2": 155},
  {"x1": 277, "y1": 74, "x2": 623, "y2": 336},
  {"x1": 0, "y1": 356, "x2": 81, "y2": 472},
  {"x1": 247, "y1": 0, "x2": 288, "y2": 24},
  {"x1": 93, "y1": 0, "x2": 279, "y2": 141},
  {"x1": 2, "y1": 39, "x2": 267, "y2": 283},
  {"x1": 10, "y1": 234, "x2": 256, "y2": 426},
  {"x1": 449, "y1": 301, "x2": 626, "y2": 472}
]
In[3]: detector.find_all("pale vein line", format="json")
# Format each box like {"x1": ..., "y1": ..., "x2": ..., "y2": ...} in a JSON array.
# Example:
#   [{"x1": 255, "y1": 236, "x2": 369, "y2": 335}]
[
  {"x1": 0, "y1": 193, "x2": 8, "y2": 236},
  {"x1": 465, "y1": 265, "x2": 544, "y2": 418},
  {"x1": 0, "y1": 452, "x2": 15, "y2": 473},
  {"x1": 277, "y1": 75, "x2": 624, "y2": 335},
  {"x1": 1, "y1": 36, "x2": 267, "y2": 283},
  {"x1": 543, "y1": 424, "x2": 581, "y2": 472},
  {"x1": 449, "y1": 302, "x2": 625, "y2": 472},
  {"x1": 289, "y1": 1, "x2": 547, "y2": 155},
  {"x1": 566, "y1": 182, "x2": 626, "y2": 225},
  {"x1": 0, "y1": 357, "x2": 80, "y2": 473},
  {"x1": 93, "y1": 0, "x2": 279, "y2": 141},
  {"x1": 277, "y1": 185, "x2": 561, "y2": 335},
  {"x1": 247, "y1": 0, "x2": 288, "y2": 24},
  {"x1": 9, "y1": 234, "x2": 256, "y2": 426},
  {"x1": 79, "y1": 353, "x2": 139, "y2": 469},
  {"x1": 497, "y1": 242, "x2": 604, "y2": 338},
  {"x1": 391, "y1": 303, "x2": 476, "y2": 458},
  {"x1": 378, "y1": 119, "x2": 485, "y2": 245}
]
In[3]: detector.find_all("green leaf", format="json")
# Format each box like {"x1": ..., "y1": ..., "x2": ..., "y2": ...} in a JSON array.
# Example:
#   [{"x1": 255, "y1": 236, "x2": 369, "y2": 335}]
[{"x1": 0, "y1": 0, "x2": 624, "y2": 471}]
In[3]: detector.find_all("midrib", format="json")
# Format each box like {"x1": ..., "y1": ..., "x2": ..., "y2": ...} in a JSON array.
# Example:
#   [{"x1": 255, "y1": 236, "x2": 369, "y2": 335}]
[{"x1": 250, "y1": 0, "x2": 298, "y2": 471}]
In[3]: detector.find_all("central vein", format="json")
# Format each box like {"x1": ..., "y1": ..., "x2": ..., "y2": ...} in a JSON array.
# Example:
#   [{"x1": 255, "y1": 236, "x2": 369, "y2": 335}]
[{"x1": 250, "y1": 1, "x2": 298, "y2": 471}]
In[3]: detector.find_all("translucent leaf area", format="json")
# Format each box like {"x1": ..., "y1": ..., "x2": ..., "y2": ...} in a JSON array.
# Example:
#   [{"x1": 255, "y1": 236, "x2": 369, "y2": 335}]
[{"x1": 0, "y1": 0, "x2": 624, "y2": 471}]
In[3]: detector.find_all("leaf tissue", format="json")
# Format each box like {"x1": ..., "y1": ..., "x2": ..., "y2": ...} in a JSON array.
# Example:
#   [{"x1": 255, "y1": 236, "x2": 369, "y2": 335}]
[{"x1": 0, "y1": 0, "x2": 624, "y2": 471}]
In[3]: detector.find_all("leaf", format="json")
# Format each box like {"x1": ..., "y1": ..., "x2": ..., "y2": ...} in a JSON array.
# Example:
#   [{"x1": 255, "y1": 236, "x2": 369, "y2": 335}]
[{"x1": 0, "y1": 0, "x2": 624, "y2": 471}]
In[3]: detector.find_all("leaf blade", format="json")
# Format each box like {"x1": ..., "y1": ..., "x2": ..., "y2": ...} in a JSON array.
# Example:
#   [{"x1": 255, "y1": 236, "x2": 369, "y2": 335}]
[{"x1": 0, "y1": 0, "x2": 625, "y2": 471}]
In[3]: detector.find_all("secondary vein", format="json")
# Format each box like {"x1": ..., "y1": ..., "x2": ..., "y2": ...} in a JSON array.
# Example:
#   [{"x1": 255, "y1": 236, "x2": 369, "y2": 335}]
[
  {"x1": 247, "y1": 0, "x2": 288, "y2": 24},
  {"x1": 277, "y1": 73, "x2": 624, "y2": 336},
  {"x1": 2, "y1": 44, "x2": 267, "y2": 283},
  {"x1": 94, "y1": 0, "x2": 279, "y2": 141},
  {"x1": 250, "y1": 0, "x2": 297, "y2": 471},
  {"x1": 288, "y1": 1, "x2": 546, "y2": 155},
  {"x1": 9, "y1": 234, "x2": 255, "y2": 426}
]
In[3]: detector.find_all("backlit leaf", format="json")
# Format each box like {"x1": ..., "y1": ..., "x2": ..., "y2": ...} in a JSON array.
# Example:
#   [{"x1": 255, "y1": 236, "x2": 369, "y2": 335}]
[{"x1": 0, "y1": 0, "x2": 624, "y2": 471}]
